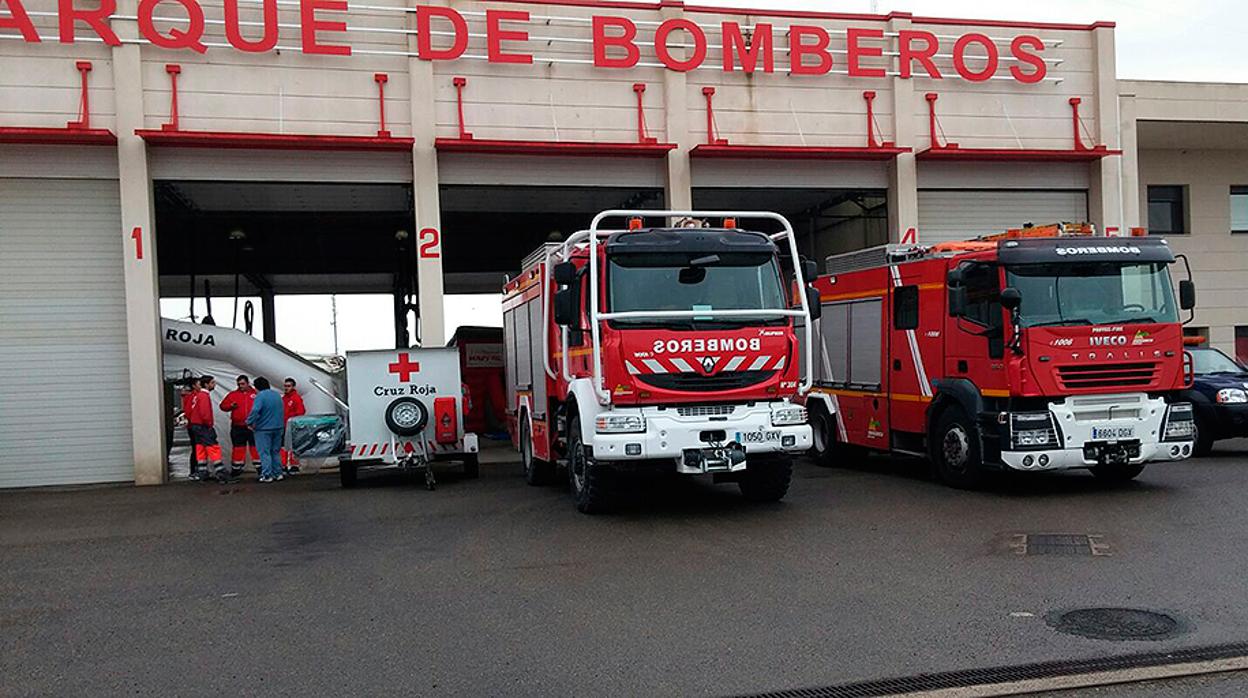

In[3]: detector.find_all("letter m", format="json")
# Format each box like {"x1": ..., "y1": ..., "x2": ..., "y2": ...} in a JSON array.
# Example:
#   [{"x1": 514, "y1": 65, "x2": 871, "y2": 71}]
[{"x1": 721, "y1": 22, "x2": 773, "y2": 73}]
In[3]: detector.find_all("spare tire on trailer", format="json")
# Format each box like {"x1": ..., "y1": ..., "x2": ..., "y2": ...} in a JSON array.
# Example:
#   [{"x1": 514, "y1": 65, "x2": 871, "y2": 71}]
[{"x1": 385, "y1": 397, "x2": 429, "y2": 437}]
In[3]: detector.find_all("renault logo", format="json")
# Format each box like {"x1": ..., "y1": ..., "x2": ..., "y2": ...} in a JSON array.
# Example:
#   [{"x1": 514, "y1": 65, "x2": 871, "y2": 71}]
[{"x1": 700, "y1": 356, "x2": 717, "y2": 374}]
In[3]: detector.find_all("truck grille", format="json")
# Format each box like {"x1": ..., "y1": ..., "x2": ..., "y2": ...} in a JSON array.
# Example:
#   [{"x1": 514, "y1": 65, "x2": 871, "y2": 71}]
[
  {"x1": 1056, "y1": 362, "x2": 1159, "y2": 391},
  {"x1": 638, "y1": 370, "x2": 774, "y2": 392},
  {"x1": 676, "y1": 405, "x2": 737, "y2": 417}
]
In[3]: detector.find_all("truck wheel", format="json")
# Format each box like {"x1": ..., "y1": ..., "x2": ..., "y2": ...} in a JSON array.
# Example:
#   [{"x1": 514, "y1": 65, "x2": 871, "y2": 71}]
[
  {"x1": 520, "y1": 417, "x2": 555, "y2": 486},
  {"x1": 1091, "y1": 463, "x2": 1146, "y2": 482},
  {"x1": 932, "y1": 407, "x2": 986, "y2": 490},
  {"x1": 809, "y1": 404, "x2": 839, "y2": 467},
  {"x1": 339, "y1": 461, "x2": 358, "y2": 489},
  {"x1": 463, "y1": 453, "x2": 480, "y2": 479},
  {"x1": 568, "y1": 416, "x2": 611, "y2": 514},
  {"x1": 1192, "y1": 414, "x2": 1214, "y2": 457},
  {"x1": 738, "y1": 455, "x2": 793, "y2": 502}
]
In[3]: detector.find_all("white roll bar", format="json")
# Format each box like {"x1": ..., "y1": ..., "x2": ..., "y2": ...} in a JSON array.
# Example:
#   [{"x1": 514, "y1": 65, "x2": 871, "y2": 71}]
[{"x1": 545, "y1": 210, "x2": 814, "y2": 405}]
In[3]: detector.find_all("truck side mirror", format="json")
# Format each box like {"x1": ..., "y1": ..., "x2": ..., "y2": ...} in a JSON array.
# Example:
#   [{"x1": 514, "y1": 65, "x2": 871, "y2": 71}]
[
  {"x1": 553, "y1": 288, "x2": 577, "y2": 326},
  {"x1": 1179, "y1": 279, "x2": 1196, "y2": 310},
  {"x1": 1000, "y1": 287, "x2": 1022, "y2": 311},
  {"x1": 801, "y1": 258, "x2": 818, "y2": 283},
  {"x1": 806, "y1": 286, "x2": 821, "y2": 321},
  {"x1": 553, "y1": 261, "x2": 577, "y2": 287}
]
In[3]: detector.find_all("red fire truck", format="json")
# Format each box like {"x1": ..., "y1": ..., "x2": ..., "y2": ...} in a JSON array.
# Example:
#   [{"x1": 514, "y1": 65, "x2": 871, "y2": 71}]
[
  {"x1": 803, "y1": 224, "x2": 1198, "y2": 488},
  {"x1": 502, "y1": 210, "x2": 818, "y2": 513}
]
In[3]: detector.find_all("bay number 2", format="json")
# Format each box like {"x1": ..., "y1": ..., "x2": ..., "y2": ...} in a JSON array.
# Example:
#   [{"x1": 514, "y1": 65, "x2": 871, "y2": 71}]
[{"x1": 418, "y1": 227, "x2": 440, "y2": 259}]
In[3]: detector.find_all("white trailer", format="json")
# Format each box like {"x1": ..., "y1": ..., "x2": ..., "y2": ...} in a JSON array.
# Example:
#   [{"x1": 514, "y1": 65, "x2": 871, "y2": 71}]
[{"x1": 340, "y1": 347, "x2": 479, "y2": 489}]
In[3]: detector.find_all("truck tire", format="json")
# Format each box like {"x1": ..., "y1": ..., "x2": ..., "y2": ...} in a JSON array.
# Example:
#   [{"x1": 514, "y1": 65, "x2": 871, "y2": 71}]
[
  {"x1": 463, "y1": 452, "x2": 480, "y2": 479},
  {"x1": 385, "y1": 397, "x2": 429, "y2": 437},
  {"x1": 738, "y1": 455, "x2": 793, "y2": 502},
  {"x1": 520, "y1": 416, "x2": 555, "y2": 486},
  {"x1": 931, "y1": 406, "x2": 986, "y2": 489},
  {"x1": 339, "y1": 461, "x2": 359, "y2": 489},
  {"x1": 1091, "y1": 463, "x2": 1146, "y2": 482},
  {"x1": 809, "y1": 404, "x2": 839, "y2": 467},
  {"x1": 1192, "y1": 413, "x2": 1214, "y2": 457},
  {"x1": 567, "y1": 415, "x2": 611, "y2": 514}
]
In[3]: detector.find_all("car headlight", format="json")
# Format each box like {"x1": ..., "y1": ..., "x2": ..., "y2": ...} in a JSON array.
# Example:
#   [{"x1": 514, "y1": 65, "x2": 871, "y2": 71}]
[
  {"x1": 595, "y1": 414, "x2": 645, "y2": 433},
  {"x1": 770, "y1": 405, "x2": 807, "y2": 426},
  {"x1": 1163, "y1": 402, "x2": 1195, "y2": 441},
  {"x1": 1009, "y1": 412, "x2": 1056, "y2": 450},
  {"x1": 1216, "y1": 388, "x2": 1248, "y2": 404}
]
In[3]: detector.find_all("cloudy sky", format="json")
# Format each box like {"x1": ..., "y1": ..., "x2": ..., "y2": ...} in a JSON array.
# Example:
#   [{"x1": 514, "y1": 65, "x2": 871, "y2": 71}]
[{"x1": 161, "y1": 0, "x2": 1247, "y2": 355}]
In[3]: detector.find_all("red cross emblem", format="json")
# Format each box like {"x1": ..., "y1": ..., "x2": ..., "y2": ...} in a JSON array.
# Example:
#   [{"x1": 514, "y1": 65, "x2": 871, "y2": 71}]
[{"x1": 388, "y1": 352, "x2": 420, "y2": 382}]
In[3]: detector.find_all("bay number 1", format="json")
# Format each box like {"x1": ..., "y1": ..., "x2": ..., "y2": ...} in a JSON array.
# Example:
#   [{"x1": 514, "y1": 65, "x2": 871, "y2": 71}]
[{"x1": 131, "y1": 226, "x2": 144, "y2": 260}]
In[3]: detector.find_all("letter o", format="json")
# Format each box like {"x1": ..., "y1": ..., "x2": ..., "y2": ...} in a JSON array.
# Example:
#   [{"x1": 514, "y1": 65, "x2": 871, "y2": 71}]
[
  {"x1": 653, "y1": 18, "x2": 706, "y2": 72},
  {"x1": 952, "y1": 33, "x2": 998, "y2": 82}
]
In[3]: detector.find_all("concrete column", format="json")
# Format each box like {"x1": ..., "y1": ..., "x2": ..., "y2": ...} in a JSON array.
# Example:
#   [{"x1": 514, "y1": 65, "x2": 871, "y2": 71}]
[
  {"x1": 660, "y1": 4, "x2": 692, "y2": 210},
  {"x1": 1088, "y1": 25, "x2": 1123, "y2": 235},
  {"x1": 1118, "y1": 92, "x2": 1141, "y2": 230},
  {"x1": 886, "y1": 17, "x2": 919, "y2": 244},
  {"x1": 111, "y1": 2, "x2": 165, "y2": 485},
  {"x1": 408, "y1": 30, "x2": 445, "y2": 346}
]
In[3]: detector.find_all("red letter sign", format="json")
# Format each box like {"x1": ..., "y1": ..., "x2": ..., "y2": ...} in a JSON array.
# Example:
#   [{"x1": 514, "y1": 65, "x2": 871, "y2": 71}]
[
  {"x1": 953, "y1": 33, "x2": 998, "y2": 82},
  {"x1": 789, "y1": 25, "x2": 832, "y2": 75},
  {"x1": 722, "y1": 21, "x2": 773, "y2": 73},
  {"x1": 0, "y1": 0, "x2": 40, "y2": 42},
  {"x1": 224, "y1": 0, "x2": 277, "y2": 52},
  {"x1": 300, "y1": 0, "x2": 350, "y2": 56},
  {"x1": 138, "y1": 0, "x2": 207, "y2": 53},
  {"x1": 592, "y1": 15, "x2": 639, "y2": 69},
  {"x1": 58, "y1": 0, "x2": 119, "y2": 45},
  {"x1": 1010, "y1": 35, "x2": 1047, "y2": 84},
  {"x1": 847, "y1": 27, "x2": 884, "y2": 78},
  {"x1": 654, "y1": 18, "x2": 706, "y2": 72},
  {"x1": 899, "y1": 30, "x2": 940, "y2": 79},
  {"x1": 416, "y1": 5, "x2": 467, "y2": 60},
  {"x1": 486, "y1": 9, "x2": 532, "y2": 64}
]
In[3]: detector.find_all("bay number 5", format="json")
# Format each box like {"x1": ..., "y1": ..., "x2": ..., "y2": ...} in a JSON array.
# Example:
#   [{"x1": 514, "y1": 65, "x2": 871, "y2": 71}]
[{"x1": 418, "y1": 227, "x2": 440, "y2": 259}]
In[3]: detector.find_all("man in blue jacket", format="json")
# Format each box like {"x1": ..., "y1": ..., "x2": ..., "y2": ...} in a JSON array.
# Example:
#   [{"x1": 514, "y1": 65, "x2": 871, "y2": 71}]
[{"x1": 247, "y1": 376, "x2": 286, "y2": 483}]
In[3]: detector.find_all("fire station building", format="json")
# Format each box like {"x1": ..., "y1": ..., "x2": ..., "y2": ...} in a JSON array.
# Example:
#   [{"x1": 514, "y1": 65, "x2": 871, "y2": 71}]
[{"x1": 1, "y1": 0, "x2": 1246, "y2": 487}]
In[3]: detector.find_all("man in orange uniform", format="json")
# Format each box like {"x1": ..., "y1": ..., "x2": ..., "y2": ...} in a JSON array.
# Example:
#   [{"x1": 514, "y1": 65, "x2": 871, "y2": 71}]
[
  {"x1": 220, "y1": 374, "x2": 260, "y2": 478},
  {"x1": 180, "y1": 377, "x2": 203, "y2": 480},
  {"x1": 280, "y1": 377, "x2": 306, "y2": 475},
  {"x1": 188, "y1": 374, "x2": 230, "y2": 483}
]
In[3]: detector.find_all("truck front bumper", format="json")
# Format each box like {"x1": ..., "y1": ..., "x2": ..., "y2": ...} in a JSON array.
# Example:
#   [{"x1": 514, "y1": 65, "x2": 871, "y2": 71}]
[
  {"x1": 998, "y1": 393, "x2": 1192, "y2": 472},
  {"x1": 590, "y1": 402, "x2": 812, "y2": 474}
]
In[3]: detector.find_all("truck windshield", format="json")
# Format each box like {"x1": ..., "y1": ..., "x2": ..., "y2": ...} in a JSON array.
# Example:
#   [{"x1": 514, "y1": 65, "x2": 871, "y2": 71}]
[
  {"x1": 1005, "y1": 261, "x2": 1178, "y2": 328},
  {"x1": 607, "y1": 252, "x2": 786, "y2": 326}
]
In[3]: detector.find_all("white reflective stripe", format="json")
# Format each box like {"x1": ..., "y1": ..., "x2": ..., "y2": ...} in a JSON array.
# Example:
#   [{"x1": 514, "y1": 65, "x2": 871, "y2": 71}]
[
  {"x1": 828, "y1": 394, "x2": 848, "y2": 441},
  {"x1": 641, "y1": 359, "x2": 667, "y2": 374},
  {"x1": 889, "y1": 265, "x2": 932, "y2": 398},
  {"x1": 747, "y1": 355, "x2": 771, "y2": 371},
  {"x1": 669, "y1": 357, "x2": 695, "y2": 373},
  {"x1": 773, "y1": 355, "x2": 786, "y2": 371},
  {"x1": 624, "y1": 360, "x2": 641, "y2": 375},
  {"x1": 724, "y1": 355, "x2": 746, "y2": 372}
]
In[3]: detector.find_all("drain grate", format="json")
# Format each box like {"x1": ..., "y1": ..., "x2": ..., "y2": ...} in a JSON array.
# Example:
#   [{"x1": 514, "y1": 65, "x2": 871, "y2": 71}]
[
  {"x1": 739, "y1": 642, "x2": 1248, "y2": 698},
  {"x1": 1010, "y1": 533, "x2": 1111, "y2": 556},
  {"x1": 1048, "y1": 608, "x2": 1184, "y2": 641}
]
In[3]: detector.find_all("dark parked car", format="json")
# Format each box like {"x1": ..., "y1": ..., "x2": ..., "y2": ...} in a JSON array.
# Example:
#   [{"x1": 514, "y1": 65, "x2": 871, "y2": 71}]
[{"x1": 1183, "y1": 347, "x2": 1248, "y2": 455}]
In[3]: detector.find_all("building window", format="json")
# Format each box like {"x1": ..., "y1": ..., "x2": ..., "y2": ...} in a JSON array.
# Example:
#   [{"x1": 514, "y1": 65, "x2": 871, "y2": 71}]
[
  {"x1": 1232, "y1": 187, "x2": 1248, "y2": 234},
  {"x1": 1148, "y1": 185, "x2": 1186, "y2": 235},
  {"x1": 1183, "y1": 326, "x2": 1209, "y2": 343},
  {"x1": 1236, "y1": 327, "x2": 1248, "y2": 365}
]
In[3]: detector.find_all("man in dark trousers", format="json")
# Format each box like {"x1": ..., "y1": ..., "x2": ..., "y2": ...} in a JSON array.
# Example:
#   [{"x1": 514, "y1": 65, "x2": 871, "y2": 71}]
[
  {"x1": 180, "y1": 377, "x2": 204, "y2": 480},
  {"x1": 188, "y1": 374, "x2": 231, "y2": 483},
  {"x1": 248, "y1": 377, "x2": 286, "y2": 483},
  {"x1": 220, "y1": 374, "x2": 260, "y2": 478}
]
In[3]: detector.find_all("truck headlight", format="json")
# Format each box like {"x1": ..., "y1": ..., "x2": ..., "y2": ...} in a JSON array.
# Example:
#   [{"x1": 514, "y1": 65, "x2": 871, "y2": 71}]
[
  {"x1": 595, "y1": 414, "x2": 645, "y2": 434},
  {"x1": 1009, "y1": 412, "x2": 1057, "y2": 450},
  {"x1": 1162, "y1": 403, "x2": 1195, "y2": 441},
  {"x1": 770, "y1": 405, "x2": 807, "y2": 426},
  {"x1": 1216, "y1": 388, "x2": 1248, "y2": 404}
]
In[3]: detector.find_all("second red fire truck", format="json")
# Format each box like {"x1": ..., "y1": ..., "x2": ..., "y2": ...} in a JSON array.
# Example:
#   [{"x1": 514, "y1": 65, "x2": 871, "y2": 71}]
[
  {"x1": 803, "y1": 224, "x2": 1198, "y2": 488},
  {"x1": 502, "y1": 210, "x2": 817, "y2": 513}
]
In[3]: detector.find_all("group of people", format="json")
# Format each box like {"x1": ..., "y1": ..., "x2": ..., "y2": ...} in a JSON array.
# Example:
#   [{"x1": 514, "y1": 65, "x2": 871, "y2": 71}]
[{"x1": 179, "y1": 373, "x2": 306, "y2": 484}]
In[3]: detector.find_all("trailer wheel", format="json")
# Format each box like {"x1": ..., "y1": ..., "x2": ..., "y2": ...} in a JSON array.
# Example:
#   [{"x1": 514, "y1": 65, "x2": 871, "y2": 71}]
[
  {"x1": 932, "y1": 406, "x2": 986, "y2": 489},
  {"x1": 738, "y1": 455, "x2": 793, "y2": 502},
  {"x1": 339, "y1": 461, "x2": 359, "y2": 489},
  {"x1": 520, "y1": 416, "x2": 555, "y2": 486},
  {"x1": 385, "y1": 397, "x2": 429, "y2": 437},
  {"x1": 1091, "y1": 463, "x2": 1146, "y2": 483},
  {"x1": 568, "y1": 415, "x2": 611, "y2": 514},
  {"x1": 462, "y1": 453, "x2": 480, "y2": 479}
]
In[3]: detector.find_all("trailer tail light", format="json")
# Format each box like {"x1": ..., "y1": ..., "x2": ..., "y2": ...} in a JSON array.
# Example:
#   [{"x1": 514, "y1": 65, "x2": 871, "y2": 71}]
[
  {"x1": 723, "y1": 217, "x2": 736, "y2": 229},
  {"x1": 433, "y1": 397, "x2": 458, "y2": 444},
  {"x1": 628, "y1": 217, "x2": 643, "y2": 230}
]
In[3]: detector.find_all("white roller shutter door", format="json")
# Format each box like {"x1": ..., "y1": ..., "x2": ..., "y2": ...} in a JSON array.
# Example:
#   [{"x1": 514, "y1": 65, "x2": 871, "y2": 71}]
[
  {"x1": 0, "y1": 178, "x2": 133, "y2": 487},
  {"x1": 917, "y1": 190, "x2": 1088, "y2": 244}
]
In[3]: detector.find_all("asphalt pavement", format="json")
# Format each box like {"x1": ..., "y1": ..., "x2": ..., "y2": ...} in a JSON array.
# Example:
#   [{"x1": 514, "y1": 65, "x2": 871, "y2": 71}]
[{"x1": 4, "y1": 441, "x2": 1248, "y2": 697}]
